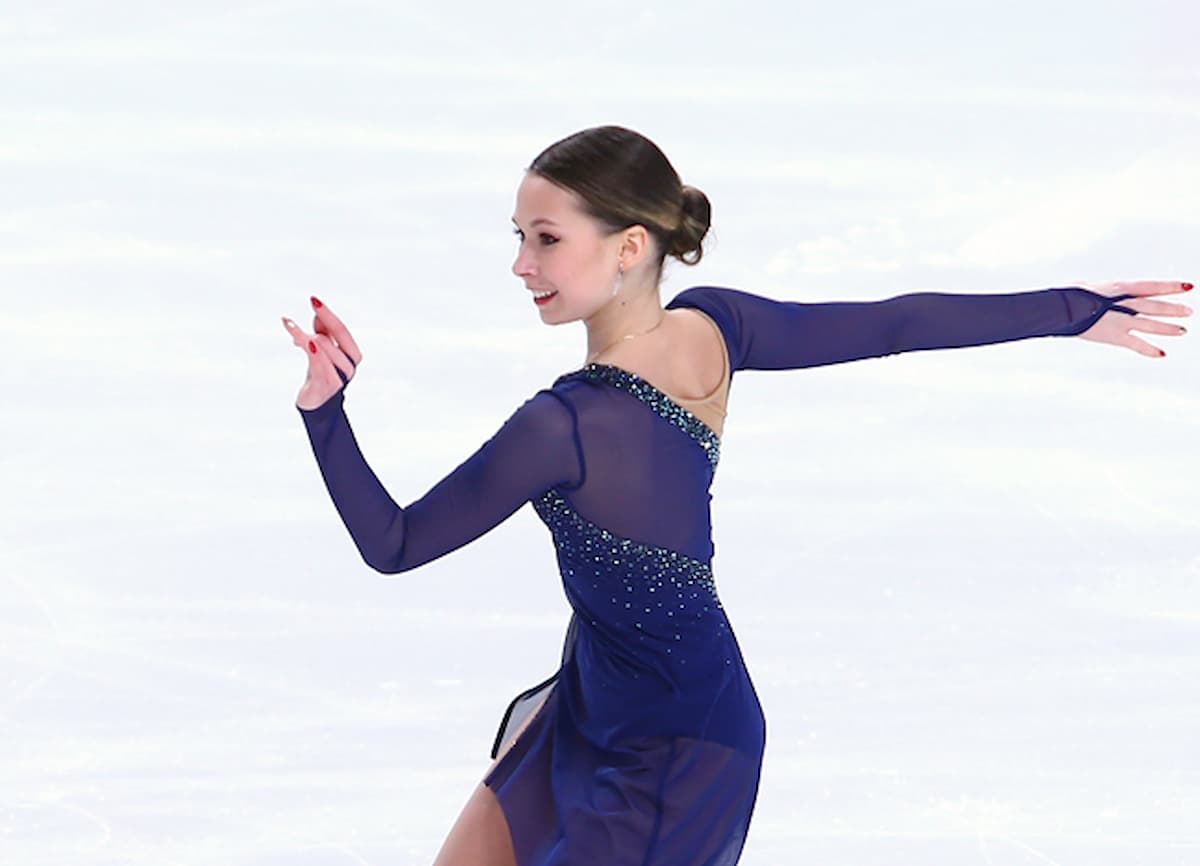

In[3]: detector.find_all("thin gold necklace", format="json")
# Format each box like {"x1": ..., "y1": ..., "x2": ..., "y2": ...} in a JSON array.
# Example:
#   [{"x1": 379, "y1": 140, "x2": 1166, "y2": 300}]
[{"x1": 585, "y1": 314, "x2": 667, "y2": 365}]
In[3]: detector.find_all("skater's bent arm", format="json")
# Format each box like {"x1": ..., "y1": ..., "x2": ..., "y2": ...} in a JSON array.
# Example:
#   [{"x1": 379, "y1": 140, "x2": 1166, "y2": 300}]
[{"x1": 298, "y1": 389, "x2": 583, "y2": 574}]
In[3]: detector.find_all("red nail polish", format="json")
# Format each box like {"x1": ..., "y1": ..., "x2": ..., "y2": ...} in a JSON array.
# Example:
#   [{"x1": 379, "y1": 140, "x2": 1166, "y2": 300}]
[
  {"x1": 1183, "y1": 283, "x2": 1194, "y2": 292},
  {"x1": 1158, "y1": 349, "x2": 1167, "y2": 358},
  {"x1": 308, "y1": 340, "x2": 317, "y2": 353},
  {"x1": 311, "y1": 295, "x2": 323, "y2": 308}
]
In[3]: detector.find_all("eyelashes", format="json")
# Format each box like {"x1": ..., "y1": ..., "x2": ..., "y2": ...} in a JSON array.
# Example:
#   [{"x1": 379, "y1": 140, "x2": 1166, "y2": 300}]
[{"x1": 512, "y1": 227, "x2": 560, "y2": 246}]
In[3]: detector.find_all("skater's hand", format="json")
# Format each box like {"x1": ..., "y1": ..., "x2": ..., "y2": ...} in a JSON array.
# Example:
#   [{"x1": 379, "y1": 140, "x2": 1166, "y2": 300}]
[
  {"x1": 281, "y1": 296, "x2": 363, "y2": 410},
  {"x1": 1074, "y1": 279, "x2": 1192, "y2": 358}
]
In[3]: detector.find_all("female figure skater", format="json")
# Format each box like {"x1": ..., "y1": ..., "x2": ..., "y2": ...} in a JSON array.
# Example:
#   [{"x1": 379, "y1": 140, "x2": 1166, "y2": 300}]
[{"x1": 281, "y1": 126, "x2": 1191, "y2": 866}]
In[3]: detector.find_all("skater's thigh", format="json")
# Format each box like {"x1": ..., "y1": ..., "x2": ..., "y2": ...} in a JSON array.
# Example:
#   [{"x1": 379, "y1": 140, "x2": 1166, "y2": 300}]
[
  {"x1": 434, "y1": 689, "x2": 550, "y2": 865},
  {"x1": 431, "y1": 781, "x2": 516, "y2": 866}
]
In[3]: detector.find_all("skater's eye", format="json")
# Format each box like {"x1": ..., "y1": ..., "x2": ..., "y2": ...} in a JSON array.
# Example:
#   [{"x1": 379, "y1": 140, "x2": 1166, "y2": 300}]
[{"x1": 513, "y1": 228, "x2": 559, "y2": 247}]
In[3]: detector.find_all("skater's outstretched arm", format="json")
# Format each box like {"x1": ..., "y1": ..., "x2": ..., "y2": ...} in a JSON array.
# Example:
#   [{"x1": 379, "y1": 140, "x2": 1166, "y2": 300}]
[
  {"x1": 666, "y1": 280, "x2": 1192, "y2": 372},
  {"x1": 282, "y1": 299, "x2": 583, "y2": 574}
]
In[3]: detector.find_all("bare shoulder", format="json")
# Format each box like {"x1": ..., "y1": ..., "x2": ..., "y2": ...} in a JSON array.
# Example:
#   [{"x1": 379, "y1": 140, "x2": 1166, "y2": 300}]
[
  {"x1": 664, "y1": 307, "x2": 727, "y2": 400},
  {"x1": 598, "y1": 306, "x2": 728, "y2": 404}
]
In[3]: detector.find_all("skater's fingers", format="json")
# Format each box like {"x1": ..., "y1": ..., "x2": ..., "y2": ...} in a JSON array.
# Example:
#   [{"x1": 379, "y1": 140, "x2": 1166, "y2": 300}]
[
  {"x1": 1112, "y1": 297, "x2": 1193, "y2": 319},
  {"x1": 1126, "y1": 316, "x2": 1188, "y2": 337},
  {"x1": 1115, "y1": 279, "x2": 1193, "y2": 299},
  {"x1": 310, "y1": 296, "x2": 362, "y2": 367},
  {"x1": 1076, "y1": 279, "x2": 1193, "y2": 299},
  {"x1": 1118, "y1": 331, "x2": 1166, "y2": 358},
  {"x1": 313, "y1": 332, "x2": 356, "y2": 386},
  {"x1": 281, "y1": 316, "x2": 308, "y2": 348}
]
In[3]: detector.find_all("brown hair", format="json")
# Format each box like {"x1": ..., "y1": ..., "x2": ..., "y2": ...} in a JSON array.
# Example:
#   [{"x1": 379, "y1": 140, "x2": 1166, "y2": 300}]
[{"x1": 528, "y1": 125, "x2": 711, "y2": 268}]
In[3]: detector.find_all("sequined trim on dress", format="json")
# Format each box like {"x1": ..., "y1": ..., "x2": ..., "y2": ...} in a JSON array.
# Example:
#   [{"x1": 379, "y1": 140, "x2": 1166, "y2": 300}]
[
  {"x1": 556, "y1": 363, "x2": 721, "y2": 468},
  {"x1": 534, "y1": 488, "x2": 723, "y2": 614}
]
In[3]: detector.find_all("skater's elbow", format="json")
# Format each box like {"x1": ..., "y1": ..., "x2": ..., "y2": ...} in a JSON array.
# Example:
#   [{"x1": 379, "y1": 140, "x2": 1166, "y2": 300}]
[{"x1": 357, "y1": 541, "x2": 413, "y2": 575}]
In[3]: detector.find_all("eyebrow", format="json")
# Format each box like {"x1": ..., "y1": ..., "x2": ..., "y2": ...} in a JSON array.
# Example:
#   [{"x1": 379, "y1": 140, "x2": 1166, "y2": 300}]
[{"x1": 511, "y1": 217, "x2": 561, "y2": 228}]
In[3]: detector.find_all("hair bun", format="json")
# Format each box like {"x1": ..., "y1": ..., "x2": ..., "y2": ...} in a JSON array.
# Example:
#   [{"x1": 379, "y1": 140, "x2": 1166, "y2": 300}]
[
  {"x1": 529, "y1": 127, "x2": 713, "y2": 270},
  {"x1": 671, "y1": 185, "x2": 712, "y2": 266}
]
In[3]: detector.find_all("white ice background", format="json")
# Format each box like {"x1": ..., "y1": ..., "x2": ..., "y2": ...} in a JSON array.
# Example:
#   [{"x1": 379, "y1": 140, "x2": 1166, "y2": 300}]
[{"x1": 2, "y1": 1, "x2": 1198, "y2": 864}]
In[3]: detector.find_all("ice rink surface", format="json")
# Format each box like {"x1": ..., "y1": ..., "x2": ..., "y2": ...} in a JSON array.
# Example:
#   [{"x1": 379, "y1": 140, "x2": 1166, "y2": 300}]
[{"x1": 2, "y1": 1, "x2": 1198, "y2": 863}]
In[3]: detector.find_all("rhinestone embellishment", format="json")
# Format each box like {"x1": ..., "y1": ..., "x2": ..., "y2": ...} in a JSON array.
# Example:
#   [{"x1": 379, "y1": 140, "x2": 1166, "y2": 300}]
[
  {"x1": 557, "y1": 363, "x2": 721, "y2": 468},
  {"x1": 533, "y1": 489, "x2": 727, "y2": 650}
]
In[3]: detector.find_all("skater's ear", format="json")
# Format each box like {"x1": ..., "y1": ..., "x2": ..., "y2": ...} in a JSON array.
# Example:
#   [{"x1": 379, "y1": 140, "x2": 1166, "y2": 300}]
[{"x1": 616, "y1": 224, "x2": 653, "y2": 272}]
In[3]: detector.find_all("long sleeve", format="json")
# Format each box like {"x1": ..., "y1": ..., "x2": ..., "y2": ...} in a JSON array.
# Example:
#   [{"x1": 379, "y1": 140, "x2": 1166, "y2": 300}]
[
  {"x1": 298, "y1": 388, "x2": 584, "y2": 574},
  {"x1": 666, "y1": 285, "x2": 1134, "y2": 371}
]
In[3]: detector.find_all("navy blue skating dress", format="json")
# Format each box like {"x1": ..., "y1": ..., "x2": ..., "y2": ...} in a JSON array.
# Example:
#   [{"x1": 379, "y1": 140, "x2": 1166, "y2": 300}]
[{"x1": 298, "y1": 285, "x2": 1133, "y2": 866}]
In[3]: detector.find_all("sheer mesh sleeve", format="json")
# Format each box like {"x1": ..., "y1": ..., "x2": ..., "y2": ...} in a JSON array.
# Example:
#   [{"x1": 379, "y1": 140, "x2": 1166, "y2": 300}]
[
  {"x1": 298, "y1": 388, "x2": 584, "y2": 574},
  {"x1": 666, "y1": 285, "x2": 1133, "y2": 371}
]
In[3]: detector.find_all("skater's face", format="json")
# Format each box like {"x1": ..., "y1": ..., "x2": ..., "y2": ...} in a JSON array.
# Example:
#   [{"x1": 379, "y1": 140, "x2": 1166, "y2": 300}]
[{"x1": 511, "y1": 172, "x2": 634, "y2": 325}]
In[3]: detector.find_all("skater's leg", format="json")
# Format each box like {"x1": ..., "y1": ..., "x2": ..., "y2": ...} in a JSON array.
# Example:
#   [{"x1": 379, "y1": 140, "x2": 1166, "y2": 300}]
[
  {"x1": 431, "y1": 781, "x2": 517, "y2": 866},
  {"x1": 432, "y1": 690, "x2": 550, "y2": 865}
]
